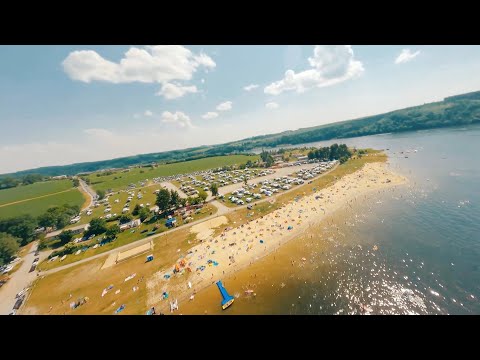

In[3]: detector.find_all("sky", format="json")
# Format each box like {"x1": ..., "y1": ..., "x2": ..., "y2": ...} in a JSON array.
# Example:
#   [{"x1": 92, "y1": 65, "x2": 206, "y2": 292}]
[{"x1": 1, "y1": 45, "x2": 480, "y2": 174}]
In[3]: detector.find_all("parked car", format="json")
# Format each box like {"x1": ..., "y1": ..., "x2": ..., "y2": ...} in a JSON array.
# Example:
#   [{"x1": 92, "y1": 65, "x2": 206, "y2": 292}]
[
  {"x1": 16, "y1": 288, "x2": 29, "y2": 299},
  {"x1": 33, "y1": 257, "x2": 39, "y2": 263},
  {"x1": 29, "y1": 264, "x2": 36, "y2": 273},
  {"x1": 34, "y1": 250, "x2": 40, "y2": 256},
  {"x1": 13, "y1": 295, "x2": 25, "y2": 310},
  {"x1": 2, "y1": 265, "x2": 13, "y2": 274}
]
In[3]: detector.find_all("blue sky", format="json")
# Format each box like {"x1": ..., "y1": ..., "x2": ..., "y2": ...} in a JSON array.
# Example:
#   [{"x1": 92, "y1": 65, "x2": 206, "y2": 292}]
[{"x1": 1, "y1": 45, "x2": 480, "y2": 174}]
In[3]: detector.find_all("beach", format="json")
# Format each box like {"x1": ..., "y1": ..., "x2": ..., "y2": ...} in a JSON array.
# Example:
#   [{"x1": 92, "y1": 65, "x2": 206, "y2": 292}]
[{"x1": 146, "y1": 162, "x2": 407, "y2": 313}]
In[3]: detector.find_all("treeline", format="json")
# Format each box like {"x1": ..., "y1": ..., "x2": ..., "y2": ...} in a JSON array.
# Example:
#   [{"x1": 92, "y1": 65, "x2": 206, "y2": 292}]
[
  {"x1": 4, "y1": 90, "x2": 480, "y2": 179},
  {"x1": 0, "y1": 203, "x2": 80, "y2": 264},
  {"x1": 235, "y1": 93, "x2": 480, "y2": 149},
  {"x1": 307, "y1": 143, "x2": 352, "y2": 164},
  {"x1": 0, "y1": 173, "x2": 45, "y2": 190}
]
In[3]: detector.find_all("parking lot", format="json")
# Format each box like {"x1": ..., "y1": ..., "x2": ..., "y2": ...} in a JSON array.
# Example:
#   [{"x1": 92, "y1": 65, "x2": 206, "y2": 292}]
[{"x1": 221, "y1": 161, "x2": 338, "y2": 206}]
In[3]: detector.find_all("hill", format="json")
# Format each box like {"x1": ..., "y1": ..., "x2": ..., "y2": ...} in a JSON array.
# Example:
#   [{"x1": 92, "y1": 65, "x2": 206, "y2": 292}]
[{"x1": 2, "y1": 90, "x2": 480, "y2": 178}]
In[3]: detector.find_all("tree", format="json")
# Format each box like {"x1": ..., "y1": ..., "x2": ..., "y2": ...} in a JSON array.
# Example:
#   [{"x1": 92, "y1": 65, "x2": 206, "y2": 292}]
[
  {"x1": 85, "y1": 218, "x2": 107, "y2": 237},
  {"x1": 243, "y1": 177, "x2": 248, "y2": 187},
  {"x1": 0, "y1": 177, "x2": 20, "y2": 190},
  {"x1": 138, "y1": 207, "x2": 150, "y2": 222},
  {"x1": 0, "y1": 215, "x2": 37, "y2": 246},
  {"x1": 210, "y1": 183, "x2": 219, "y2": 197},
  {"x1": 179, "y1": 198, "x2": 187, "y2": 207},
  {"x1": 198, "y1": 190, "x2": 208, "y2": 203},
  {"x1": 169, "y1": 189, "x2": 180, "y2": 208},
  {"x1": 156, "y1": 188, "x2": 171, "y2": 214},
  {"x1": 119, "y1": 214, "x2": 133, "y2": 224},
  {"x1": 97, "y1": 189, "x2": 106, "y2": 200},
  {"x1": 246, "y1": 160, "x2": 253, "y2": 168},
  {"x1": 72, "y1": 178, "x2": 80, "y2": 187},
  {"x1": 105, "y1": 224, "x2": 120, "y2": 239},
  {"x1": 0, "y1": 232, "x2": 20, "y2": 266},
  {"x1": 132, "y1": 204, "x2": 141, "y2": 216},
  {"x1": 265, "y1": 155, "x2": 274, "y2": 167},
  {"x1": 37, "y1": 204, "x2": 77, "y2": 230},
  {"x1": 58, "y1": 230, "x2": 74, "y2": 245},
  {"x1": 22, "y1": 173, "x2": 43, "y2": 185}
]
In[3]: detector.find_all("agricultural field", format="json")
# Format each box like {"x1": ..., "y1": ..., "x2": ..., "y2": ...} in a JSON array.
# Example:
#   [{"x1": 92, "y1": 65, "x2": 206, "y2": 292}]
[
  {"x1": 0, "y1": 179, "x2": 74, "y2": 206},
  {"x1": 87, "y1": 155, "x2": 259, "y2": 193},
  {"x1": 0, "y1": 188, "x2": 84, "y2": 220}
]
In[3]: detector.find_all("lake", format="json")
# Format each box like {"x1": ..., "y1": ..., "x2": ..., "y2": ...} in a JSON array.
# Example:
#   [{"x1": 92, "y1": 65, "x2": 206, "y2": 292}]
[{"x1": 181, "y1": 124, "x2": 480, "y2": 315}]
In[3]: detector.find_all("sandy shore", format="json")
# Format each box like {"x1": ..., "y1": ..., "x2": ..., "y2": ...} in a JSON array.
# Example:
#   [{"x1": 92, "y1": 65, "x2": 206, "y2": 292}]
[{"x1": 146, "y1": 162, "x2": 407, "y2": 312}]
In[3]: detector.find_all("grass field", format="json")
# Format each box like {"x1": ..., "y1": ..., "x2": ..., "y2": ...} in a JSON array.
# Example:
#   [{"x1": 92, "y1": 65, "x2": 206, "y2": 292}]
[
  {"x1": 38, "y1": 203, "x2": 217, "y2": 271},
  {"x1": 88, "y1": 155, "x2": 259, "y2": 192},
  {"x1": 0, "y1": 179, "x2": 74, "y2": 206},
  {"x1": 24, "y1": 150, "x2": 386, "y2": 314},
  {"x1": 0, "y1": 188, "x2": 85, "y2": 220}
]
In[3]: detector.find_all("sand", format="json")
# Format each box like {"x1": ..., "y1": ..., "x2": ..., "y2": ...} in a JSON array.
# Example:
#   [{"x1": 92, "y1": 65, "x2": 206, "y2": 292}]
[
  {"x1": 190, "y1": 216, "x2": 228, "y2": 241},
  {"x1": 146, "y1": 162, "x2": 407, "y2": 310}
]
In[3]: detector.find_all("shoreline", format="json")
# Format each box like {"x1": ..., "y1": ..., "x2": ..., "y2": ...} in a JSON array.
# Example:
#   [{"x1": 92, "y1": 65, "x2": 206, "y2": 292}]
[{"x1": 146, "y1": 162, "x2": 408, "y2": 313}]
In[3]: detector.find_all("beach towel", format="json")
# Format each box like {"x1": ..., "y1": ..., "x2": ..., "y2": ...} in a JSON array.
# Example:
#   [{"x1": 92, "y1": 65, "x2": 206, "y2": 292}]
[
  {"x1": 124, "y1": 273, "x2": 137, "y2": 282},
  {"x1": 114, "y1": 304, "x2": 125, "y2": 314}
]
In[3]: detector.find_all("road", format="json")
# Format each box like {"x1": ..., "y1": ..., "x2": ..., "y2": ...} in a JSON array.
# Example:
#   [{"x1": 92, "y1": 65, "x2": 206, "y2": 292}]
[
  {"x1": 0, "y1": 242, "x2": 51, "y2": 315},
  {"x1": 38, "y1": 163, "x2": 337, "y2": 277},
  {"x1": 79, "y1": 178, "x2": 97, "y2": 209},
  {"x1": 45, "y1": 223, "x2": 87, "y2": 239}
]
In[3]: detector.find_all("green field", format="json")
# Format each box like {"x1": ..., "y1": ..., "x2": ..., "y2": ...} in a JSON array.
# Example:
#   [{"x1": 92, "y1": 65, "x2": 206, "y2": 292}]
[
  {"x1": 0, "y1": 188, "x2": 84, "y2": 220},
  {"x1": 88, "y1": 155, "x2": 259, "y2": 192},
  {"x1": 67, "y1": 184, "x2": 163, "y2": 228},
  {"x1": 0, "y1": 179, "x2": 74, "y2": 206}
]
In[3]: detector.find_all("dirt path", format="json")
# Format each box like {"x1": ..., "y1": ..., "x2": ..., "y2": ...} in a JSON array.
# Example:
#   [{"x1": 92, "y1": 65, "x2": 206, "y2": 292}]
[{"x1": 0, "y1": 189, "x2": 74, "y2": 208}]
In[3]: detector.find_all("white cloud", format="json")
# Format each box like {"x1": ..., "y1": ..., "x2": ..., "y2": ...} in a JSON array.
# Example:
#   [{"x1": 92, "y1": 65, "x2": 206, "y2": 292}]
[
  {"x1": 144, "y1": 110, "x2": 153, "y2": 116},
  {"x1": 133, "y1": 113, "x2": 140, "y2": 119},
  {"x1": 157, "y1": 82, "x2": 198, "y2": 100},
  {"x1": 201, "y1": 78, "x2": 205, "y2": 84},
  {"x1": 62, "y1": 45, "x2": 215, "y2": 84},
  {"x1": 265, "y1": 102, "x2": 279, "y2": 109},
  {"x1": 216, "y1": 101, "x2": 232, "y2": 111},
  {"x1": 160, "y1": 111, "x2": 193, "y2": 128},
  {"x1": 83, "y1": 128, "x2": 115, "y2": 138},
  {"x1": 395, "y1": 48, "x2": 421, "y2": 64},
  {"x1": 243, "y1": 84, "x2": 259, "y2": 91},
  {"x1": 264, "y1": 45, "x2": 364, "y2": 95},
  {"x1": 202, "y1": 111, "x2": 219, "y2": 120}
]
